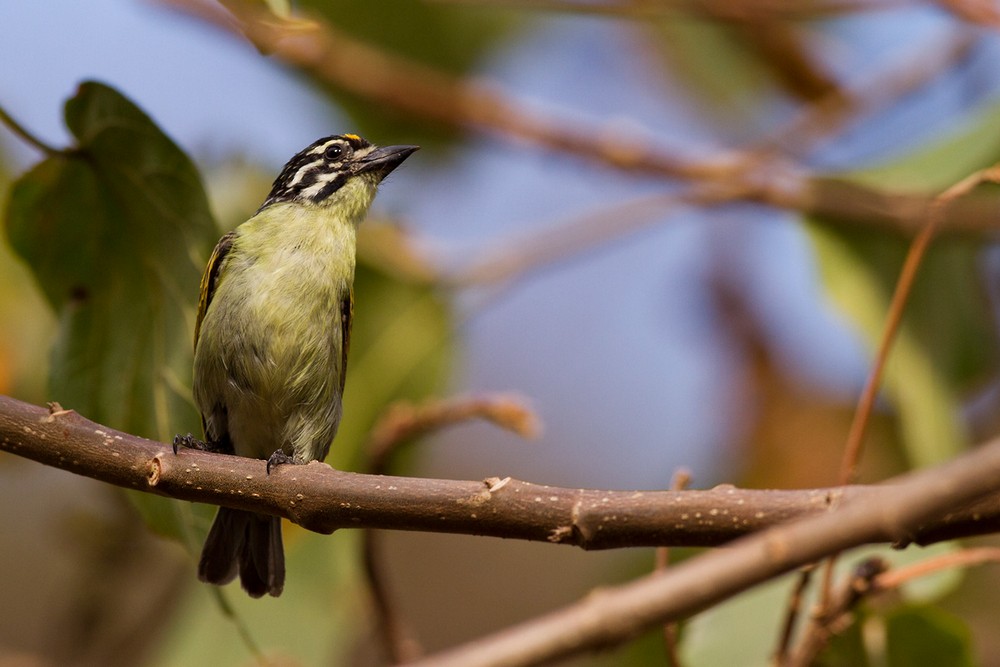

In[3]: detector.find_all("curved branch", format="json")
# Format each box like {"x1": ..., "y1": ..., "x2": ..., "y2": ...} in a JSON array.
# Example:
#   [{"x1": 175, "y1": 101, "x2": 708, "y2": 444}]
[
  {"x1": 162, "y1": 0, "x2": 1000, "y2": 237},
  {"x1": 1, "y1": 394, "x2": 999, "y2": 549}
]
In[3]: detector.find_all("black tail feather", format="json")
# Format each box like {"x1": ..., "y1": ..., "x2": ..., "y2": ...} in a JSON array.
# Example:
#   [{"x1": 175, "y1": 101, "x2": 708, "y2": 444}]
[{"x1": 198, "y1": 507, "x2": 285, "y2": 598}]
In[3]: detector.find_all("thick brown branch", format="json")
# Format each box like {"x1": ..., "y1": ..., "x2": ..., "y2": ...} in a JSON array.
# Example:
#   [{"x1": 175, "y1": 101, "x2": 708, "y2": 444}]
[{"x1": 2, "y1": 394, "x2": 1000, "y2": 549}]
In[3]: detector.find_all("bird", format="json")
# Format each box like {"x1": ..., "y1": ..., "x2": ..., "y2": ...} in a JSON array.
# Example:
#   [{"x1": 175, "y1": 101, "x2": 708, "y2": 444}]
[{"x1": 174, "y1": 134, "x2": 418, "y2": 597}]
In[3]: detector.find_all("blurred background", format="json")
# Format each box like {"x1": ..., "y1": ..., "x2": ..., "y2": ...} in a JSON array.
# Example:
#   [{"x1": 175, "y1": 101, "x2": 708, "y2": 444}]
[{"x1": 3, "y1": 1, "x2": 1000, "y2": 665}]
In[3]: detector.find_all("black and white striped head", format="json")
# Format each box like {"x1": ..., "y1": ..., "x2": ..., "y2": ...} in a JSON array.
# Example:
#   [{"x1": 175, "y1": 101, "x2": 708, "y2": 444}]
[{"x1": 259, "y1": 134, "x2": 418, "y2": 211}]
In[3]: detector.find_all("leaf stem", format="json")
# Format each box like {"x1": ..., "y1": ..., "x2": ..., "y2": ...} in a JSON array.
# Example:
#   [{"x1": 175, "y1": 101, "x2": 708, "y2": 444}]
[{"x1": 0, "y1": 103, "x2": 61, "y2": 156}]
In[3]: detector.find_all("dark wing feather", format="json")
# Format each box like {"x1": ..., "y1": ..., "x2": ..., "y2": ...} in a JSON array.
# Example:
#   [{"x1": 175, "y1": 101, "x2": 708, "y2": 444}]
[
  {"x1": 194, "y1": 231, "x2": 236, "y2": 349},
  {"x1": 339, "y1": 287, "x2": 354, "y2": 394}
]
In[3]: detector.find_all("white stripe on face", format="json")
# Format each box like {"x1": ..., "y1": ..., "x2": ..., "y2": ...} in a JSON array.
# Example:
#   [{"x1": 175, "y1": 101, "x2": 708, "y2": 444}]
[
  {"x1": 285, "y1": 158, "x2": 324, "y2": 189},
  {"x1": 299, "y1": 169, "x2": 343, "y2": 199}
]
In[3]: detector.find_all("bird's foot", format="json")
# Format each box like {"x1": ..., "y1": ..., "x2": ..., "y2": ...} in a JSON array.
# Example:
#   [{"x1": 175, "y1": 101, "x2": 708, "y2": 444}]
[
  {"x1": 172, "y1": 433, "x2": 222, "y2": 455},
  {"x1": 266, "y1": 449, "x2": 300, "y2": 475}
]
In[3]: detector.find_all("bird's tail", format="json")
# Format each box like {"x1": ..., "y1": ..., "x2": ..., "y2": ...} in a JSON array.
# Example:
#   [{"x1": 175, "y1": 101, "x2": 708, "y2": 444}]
[{"x1": 198, "y1": 507, "x2": 285, "y2": 598}]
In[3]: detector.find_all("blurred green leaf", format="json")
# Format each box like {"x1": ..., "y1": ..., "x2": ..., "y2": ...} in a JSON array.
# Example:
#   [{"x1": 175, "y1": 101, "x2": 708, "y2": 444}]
[
  {"x1": 334, "y1": 261, "x2": 454, "y2": 470},
  {"x1": 153, "y1": 530, "x2": 367, "y2": 667},
  {"x1": 647, "y1": 18, "x2": 799, "y2": 130},
  {"x1": 680, "y1": 572, "x2": 789, "y2": 667},
  {"x1": 818, "y1": 615, "x2": 871, "y2": 667},
  {"x1": 885, "y1": 605, "x2": 976, "y2": 667},
  {"x1": 680, "y1": 544, "x2": 964, "y2": 666},
  {"x1": 0, "y1": 157, "x2": 55, "y2": 403},
  {"x1": 888, "y1": 542, "x2": 964, "y2": 604},
  {"x1": 808, "y1": 227, "x2": 972, "y2": 467},
  {"x1": 262, "y1": 0, "x2": 291, "y2": 18},
  {"x1": 806, "y1": 103, "x2": 1000, "y2": 466},
  {"x1": 5, "y1": 80, "x2": 213, "y2": 440},
  {"x1": 300, "y1": 0, "x2": 523, "y2": 148},
  {"x1": 3, "y1": 80, "x2": 217, "y2": 539}
]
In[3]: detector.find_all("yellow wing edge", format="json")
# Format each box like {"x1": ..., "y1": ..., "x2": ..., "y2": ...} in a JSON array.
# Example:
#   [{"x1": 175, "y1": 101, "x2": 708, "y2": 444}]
[{"x1": 194, "y1": 231, "x2": 236, "y2": 349}]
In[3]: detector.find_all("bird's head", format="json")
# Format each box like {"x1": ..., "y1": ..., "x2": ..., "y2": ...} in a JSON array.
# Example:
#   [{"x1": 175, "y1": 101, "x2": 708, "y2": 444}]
[{"x1": 259, "y1": 134, "x2": 418, "y2": 216}]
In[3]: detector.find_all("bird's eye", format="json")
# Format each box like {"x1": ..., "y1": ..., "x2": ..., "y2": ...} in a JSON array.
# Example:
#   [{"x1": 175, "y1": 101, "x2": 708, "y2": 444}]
[{"x1": 324, "y1": 144, "x2": 345, "y2": 160}]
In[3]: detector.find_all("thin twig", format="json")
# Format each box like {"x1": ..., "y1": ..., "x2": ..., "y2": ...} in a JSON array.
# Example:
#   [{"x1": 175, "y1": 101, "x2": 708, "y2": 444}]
[
  {"x1": 838, "y1": 163, "x2": 1000, "y2": 485},
  {"x1": 935, "y1": 0, "x2": 1000, "y2": 29},
  {"x1": 787, "y1": 547, "x2": 1000, "y2": 664},
  {"x1": 361, "y1": 393, "x2": 540, "y2": 662},
  {"x1": 365, "y1": 393, "x2": 541, "y2": 472},
  {"x1": 0, "y1": 103, "x2": 62, "y2": 155},
  {"x1": 772, "y1": 565, "x2": 817, "y2": 666},
  {"x1": 786, "y1": 558, "x2": 887, "y2": 667},
  {"x1": 362, "y1": 530, "x2": 424, "y2": 664},
  {"x1": 874, "y1": 546, "x2": 1000, "y2": 590},
  {"x1": 443, "y1": 192, "x2": 694, "y2": 288},
  {"x1": 808, "y1": 162, "x2": 1000, "y2": 655}
]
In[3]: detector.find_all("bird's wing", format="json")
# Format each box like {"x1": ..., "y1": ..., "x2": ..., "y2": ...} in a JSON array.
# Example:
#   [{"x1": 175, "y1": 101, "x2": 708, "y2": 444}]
[
  {"x1": 194, "y1": 231, "x2": 236, "y2": 349},
  {"x1": 339, "y1": 286, "x2": 354, "y2": 394}
]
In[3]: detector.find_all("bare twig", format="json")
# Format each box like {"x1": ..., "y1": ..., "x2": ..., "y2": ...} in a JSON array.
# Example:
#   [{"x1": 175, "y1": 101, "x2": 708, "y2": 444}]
[
  {"x1": 785, "y1": 558, "x2": 887, "y2": 667},
  {"x1": 442, "y1": 192, "x2": 697, "y2": 288},
  {"x1": 837, "y1": 163, "x2": 1000, "y2": 485},
  {"x1": 656, "y1": 468, "x2": 692, "y2": 667},
  {"x1": 0, "y1": 103, "x2": 62, "y2": 155},
  {"x1": 935, "y1": 0, "x2": 1000, "y2": 29},
  {"x1": 806, "y1": 163, "x2": 1000, "y2": 659},
  {"x1": 786, "y1": 548, "x2": 1000, "y2": 664},
  {"x1": 366, "y1": 393, "x2": 540, "y2": 472},
  {"x1": 362, "y1": 530, "x2": 424, "y2": 664},
  {"x1": 874, "y1": 546, "x2": 1000, "y2": 590},
  {"x1": 362, "y1": 393, "x2": 540, "y2": 663},
  {"x1": 773, "y1": 565, "x2": 817, "y2": 665},
  {"x1": 749, "y1": 33, "x2": 976, "y2": 160}
]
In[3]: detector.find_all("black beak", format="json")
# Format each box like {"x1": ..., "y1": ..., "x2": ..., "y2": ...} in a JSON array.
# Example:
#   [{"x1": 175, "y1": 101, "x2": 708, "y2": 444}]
[{"x1": 357, "y1": 144, "x2": 419, "y2": 181}]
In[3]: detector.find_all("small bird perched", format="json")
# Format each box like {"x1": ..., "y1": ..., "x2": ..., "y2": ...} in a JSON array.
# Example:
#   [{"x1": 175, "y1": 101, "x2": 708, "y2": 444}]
[{"x1": 175, "y1": 134, "x2": 417, "y2": 597}]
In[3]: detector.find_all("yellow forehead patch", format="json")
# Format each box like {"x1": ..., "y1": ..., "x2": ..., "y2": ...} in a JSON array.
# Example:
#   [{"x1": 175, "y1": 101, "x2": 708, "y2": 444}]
[{"x1": 343, "y1": 133, "x2": 361, "y2": 142}]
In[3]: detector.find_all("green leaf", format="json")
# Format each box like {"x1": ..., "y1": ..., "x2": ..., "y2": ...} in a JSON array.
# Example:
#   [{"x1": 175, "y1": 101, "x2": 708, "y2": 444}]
[
  {"x1": 152, "y1": 530, "x2": 368, "y2": 667},
  {"x1": 3, "y1": 81, "x2": 218, "y2": 539},
  {"x1": 680, "y1": 544, "x2": 964, "y2": 666},
  {"x1": 5, "y1": 81, "x2": 214, "y2": 440},
  {"x1": 806, "y1": 102, "x2": 1000, "y2": 466},
  {"x1": 886, "y1": 605, "x2": 976, "y2": 667},
  {"x1": 807, "y1": 227, "x2": 974, "y2": 466},
  {"x1": 818, "y1": 615, "x2": 871, "y2": 667},
  {"x1": 680, "y1": 573, "x2": 790, "y2": 667},
  {"x1": 648, "y1": 18, "x2": 789, "y2": 127}
]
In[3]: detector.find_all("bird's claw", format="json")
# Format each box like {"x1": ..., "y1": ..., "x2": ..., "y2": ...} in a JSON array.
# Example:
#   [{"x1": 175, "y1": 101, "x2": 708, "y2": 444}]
[
  {"x1": 172, "y1": 433, "x2": 211, "y2": 455},
  {"x1": 266, "y1": 449, "x2": 296, "y2": 475}
]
